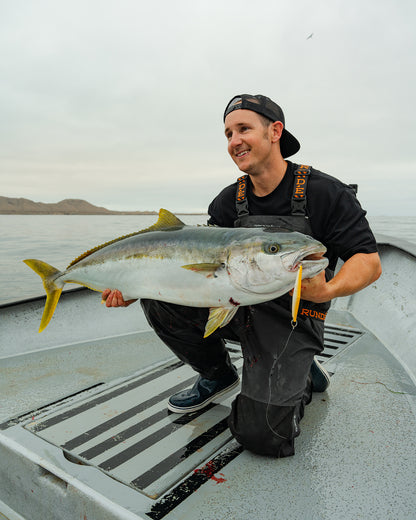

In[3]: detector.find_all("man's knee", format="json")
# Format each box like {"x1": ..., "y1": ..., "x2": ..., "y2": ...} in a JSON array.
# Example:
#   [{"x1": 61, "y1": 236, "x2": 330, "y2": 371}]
[{"x1": 228, "y1": 394, "x2": 299, "y2": 457}]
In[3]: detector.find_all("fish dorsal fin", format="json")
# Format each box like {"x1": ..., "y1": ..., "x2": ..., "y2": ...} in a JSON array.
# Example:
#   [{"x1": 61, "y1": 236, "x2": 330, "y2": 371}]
[{"x1": 67, "y1": 209, "x2": 185, "y2": 268}]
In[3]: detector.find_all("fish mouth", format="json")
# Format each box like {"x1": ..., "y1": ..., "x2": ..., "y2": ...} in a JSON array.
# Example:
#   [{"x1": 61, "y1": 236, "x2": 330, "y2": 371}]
[{"x1": 282, "y1": 245, "x2": 328, "y2": 272}]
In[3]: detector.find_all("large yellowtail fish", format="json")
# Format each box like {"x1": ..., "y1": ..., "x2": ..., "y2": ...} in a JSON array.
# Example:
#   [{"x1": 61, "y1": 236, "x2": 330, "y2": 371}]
[{"x1": 24, "y1": 209, "x2": 328, "y2": 337}]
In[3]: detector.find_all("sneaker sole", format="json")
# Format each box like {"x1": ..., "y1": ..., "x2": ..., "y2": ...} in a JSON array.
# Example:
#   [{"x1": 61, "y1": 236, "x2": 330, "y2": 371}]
[
  {"x1": 167, "y1": 378, "x2": 240, "y2": 414},
  {"x1": 311, "y1": 359, "x2": 330, "y2": 392}
]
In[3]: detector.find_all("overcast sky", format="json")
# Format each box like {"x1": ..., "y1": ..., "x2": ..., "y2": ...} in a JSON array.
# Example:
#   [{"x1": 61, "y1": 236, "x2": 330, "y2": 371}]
[{"x1": 1, "y1": 0, "x2": 415, "y2": 215}]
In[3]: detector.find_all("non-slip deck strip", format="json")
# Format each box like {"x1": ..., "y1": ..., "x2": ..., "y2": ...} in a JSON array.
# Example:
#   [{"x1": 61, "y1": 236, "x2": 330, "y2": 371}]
[
  {"x1": 132, "y1": 418, "x2": 230, "y2": 491},
  {"x1": 147, "y1": 442, "x2": 245, "y2": 520},
  {"x1": 61, "y1": 378, "x2": 196, "y2": 452},
  {"x1": 317, "y1": 324, "x2": 363, "y2": 362},
  {"x1": 97, "y1": 403, "x2": 217, "y2": 472},
  {"x1": 29, "y1": 361, "x2": 184, "y2": 434},
  {"x1": 25, "y1": 357, "x2": 244, "y2": 498}
]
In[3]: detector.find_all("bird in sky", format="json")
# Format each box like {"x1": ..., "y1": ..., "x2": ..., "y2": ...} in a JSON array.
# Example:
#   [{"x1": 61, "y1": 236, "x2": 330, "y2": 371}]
[{"x1": 307, "y1": 33, "x2": 313, "y2": 39}]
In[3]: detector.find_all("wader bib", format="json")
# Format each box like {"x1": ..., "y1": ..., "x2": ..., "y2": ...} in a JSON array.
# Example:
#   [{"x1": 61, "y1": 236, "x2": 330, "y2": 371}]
[
  {"x1": 234, "y1": 164, "x2": 313, "y2": 233},
  {"x1": 141, "y1": 165, "x2": 330, "y2": 457}
]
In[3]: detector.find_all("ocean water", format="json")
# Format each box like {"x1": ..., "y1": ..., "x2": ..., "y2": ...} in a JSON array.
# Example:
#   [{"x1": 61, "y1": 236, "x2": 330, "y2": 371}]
[{"x1": 0, "y1": 214, "x2": 415, "y2": 306}]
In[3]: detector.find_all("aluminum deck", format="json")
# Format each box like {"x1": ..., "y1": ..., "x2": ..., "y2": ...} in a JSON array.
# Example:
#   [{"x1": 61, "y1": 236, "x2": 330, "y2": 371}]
[
  {"x1": 1, "y1": 317, "x2": 415, "y2": 519},
  {"x1": 14, "y1": 324, "x2": 358, "y2": 501}
]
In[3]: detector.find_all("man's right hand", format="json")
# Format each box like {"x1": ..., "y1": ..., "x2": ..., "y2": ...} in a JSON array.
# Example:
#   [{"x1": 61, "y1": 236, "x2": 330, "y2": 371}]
[{"x1": 101, "y1": 289, "x2": 137, "y2": 308}]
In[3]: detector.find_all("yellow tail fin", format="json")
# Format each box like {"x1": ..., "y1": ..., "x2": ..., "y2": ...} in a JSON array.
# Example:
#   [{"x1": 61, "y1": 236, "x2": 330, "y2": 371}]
[{"x1": 23, "y1": 259, "x2": 63, "y2": 332}]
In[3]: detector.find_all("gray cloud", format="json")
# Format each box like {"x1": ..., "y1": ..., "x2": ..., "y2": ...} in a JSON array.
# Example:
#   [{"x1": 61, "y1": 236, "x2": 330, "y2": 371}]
[{"x1": 1, "y1": 0, "x2": 415, "y2": 215}]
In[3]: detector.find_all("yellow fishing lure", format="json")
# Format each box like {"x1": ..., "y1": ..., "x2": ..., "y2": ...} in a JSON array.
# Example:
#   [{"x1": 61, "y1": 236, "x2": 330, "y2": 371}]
[{"x1": 291, "y1": 264, "x2": 302, "y2": 324}]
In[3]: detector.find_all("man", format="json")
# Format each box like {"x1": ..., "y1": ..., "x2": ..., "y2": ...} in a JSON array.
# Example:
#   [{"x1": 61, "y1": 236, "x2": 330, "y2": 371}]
[{"x1": 103, "y1": 94, "x2": 381, "y2": 457}]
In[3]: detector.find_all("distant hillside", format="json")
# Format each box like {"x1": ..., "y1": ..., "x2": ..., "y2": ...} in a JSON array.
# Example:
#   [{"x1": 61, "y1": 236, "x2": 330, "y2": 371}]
[{"x1": 0, "y1": 196, "x2": 157, "y2": 215}]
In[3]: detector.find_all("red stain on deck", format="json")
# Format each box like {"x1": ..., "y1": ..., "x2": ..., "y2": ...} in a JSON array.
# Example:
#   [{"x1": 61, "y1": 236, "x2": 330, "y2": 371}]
[
  {"x1": 194, "y1": 460, "x2": 227, "y2": 484},
  {"x1": 229, "y1": 297, "x2": 240, "y2": 307}
]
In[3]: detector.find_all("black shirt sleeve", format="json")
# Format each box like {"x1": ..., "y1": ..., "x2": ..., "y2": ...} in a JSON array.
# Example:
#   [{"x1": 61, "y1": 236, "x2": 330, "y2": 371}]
[
  {"x1": 303, "y1": 168, "x2": 378, "y2": 269},
  {"x1": 314, "y1": 185, "x2": 378, "y2": 263}
]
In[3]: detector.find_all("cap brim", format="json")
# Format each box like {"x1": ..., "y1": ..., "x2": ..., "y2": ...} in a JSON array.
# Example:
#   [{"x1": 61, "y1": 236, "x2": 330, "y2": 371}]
[{"x1": 280, "y1": 129, "x2": 300, "y2": 158}]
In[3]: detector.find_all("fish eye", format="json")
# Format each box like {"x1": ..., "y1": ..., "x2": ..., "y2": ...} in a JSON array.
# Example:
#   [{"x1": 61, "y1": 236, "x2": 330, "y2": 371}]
[{"x1": 264, "y1": 243, "x2": 280, "y2": 254}]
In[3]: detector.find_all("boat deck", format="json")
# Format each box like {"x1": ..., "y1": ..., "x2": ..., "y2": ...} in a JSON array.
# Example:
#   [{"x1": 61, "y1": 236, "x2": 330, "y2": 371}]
[
  {"x1": 1, "y1": 236, "x2": 416, "y2": 519},
  {"x1": 16, "y1": 324, "x2": 360, "y2": 501},
  {"x1": 1, "y1": 312, "x2": 415, "y2": 519}
]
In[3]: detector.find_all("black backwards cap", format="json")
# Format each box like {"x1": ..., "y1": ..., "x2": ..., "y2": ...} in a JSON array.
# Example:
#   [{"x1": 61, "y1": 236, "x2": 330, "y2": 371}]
[{"x1": 223, "y1": 94, "x2": 300, "y2": 158}]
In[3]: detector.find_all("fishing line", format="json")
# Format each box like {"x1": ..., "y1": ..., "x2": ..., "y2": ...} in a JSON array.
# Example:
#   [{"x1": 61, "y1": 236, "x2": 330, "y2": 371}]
[
  {"x1": 265, "y1": 265, "x2": 302, "y2": 440},
  {"x1": 265, "y1": 322, "x2": 297, "y2": 440}
]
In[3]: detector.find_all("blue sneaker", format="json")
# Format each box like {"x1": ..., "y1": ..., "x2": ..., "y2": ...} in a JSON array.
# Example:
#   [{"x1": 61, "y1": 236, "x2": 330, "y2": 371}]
[
  {"x1": 310, "y1": 358, "x2": 330, "y2": 392},
  {"x1": 168, "y1": 370, "x2": 240, "y2": 413}
]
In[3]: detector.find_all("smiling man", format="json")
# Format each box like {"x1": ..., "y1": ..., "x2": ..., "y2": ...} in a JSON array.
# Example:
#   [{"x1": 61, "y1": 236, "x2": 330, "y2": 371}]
[{"x1": 107, "y1": 94, "x2": 382, "y2": 457}]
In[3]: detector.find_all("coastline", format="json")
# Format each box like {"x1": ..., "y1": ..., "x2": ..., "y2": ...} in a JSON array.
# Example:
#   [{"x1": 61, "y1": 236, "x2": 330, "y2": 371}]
[{"x1": 0, "y1": 196, "x2": 204, "y2": 215}]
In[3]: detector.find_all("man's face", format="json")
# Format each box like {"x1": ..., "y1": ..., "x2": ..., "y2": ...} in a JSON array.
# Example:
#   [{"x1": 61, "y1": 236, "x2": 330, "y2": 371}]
[{"x1": 224, "y1": 109, "x2": 275, "y2": 175}]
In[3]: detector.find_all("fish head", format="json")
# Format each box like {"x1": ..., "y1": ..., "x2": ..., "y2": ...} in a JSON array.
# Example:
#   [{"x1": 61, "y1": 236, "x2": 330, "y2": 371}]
[{"x1": 227, "y1": 229, "x2": 329, "y2": 296}]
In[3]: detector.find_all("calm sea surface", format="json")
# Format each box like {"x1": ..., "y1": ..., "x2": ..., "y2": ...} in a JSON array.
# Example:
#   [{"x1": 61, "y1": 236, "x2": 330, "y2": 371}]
[{"x1": 1, "y1": 214, "x2": 415, "y2": 306}]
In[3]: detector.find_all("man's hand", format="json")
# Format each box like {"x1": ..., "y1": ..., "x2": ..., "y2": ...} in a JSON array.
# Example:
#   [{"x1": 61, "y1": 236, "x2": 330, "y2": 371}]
[
  {"x1": 297, "y1": 271, "x2": 331, "y2": 303},
  {"x1": 101, "y1": 289, "x2": 137, "y2": 308},
  {"x1": 290, "y1": 252, "x2": 382, "y2": 304},
  {"x1": 289, "y1": 271, "x2": 331, "y2": 303}
]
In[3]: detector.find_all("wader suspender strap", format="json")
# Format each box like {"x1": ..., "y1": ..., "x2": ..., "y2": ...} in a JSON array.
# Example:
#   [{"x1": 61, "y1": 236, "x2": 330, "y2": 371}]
[
  {"x1": 235, "y1": 175, "x2": 249, "y2": 218},
  {"x1": 235, "y1": 166, "x2": 311, "y2": 218},
  {"x1": 291, "y1": 165, "x2": 311, "y2": 216}
]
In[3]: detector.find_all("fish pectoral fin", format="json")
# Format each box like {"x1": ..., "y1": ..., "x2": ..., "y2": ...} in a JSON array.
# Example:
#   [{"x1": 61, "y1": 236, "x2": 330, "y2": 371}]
[
  {"x1": 181, "y1": 263, "x2": 223, "y2": 278},
  {"x1": 204, "y1": 307, "x2": 238, "y2": 338}
]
